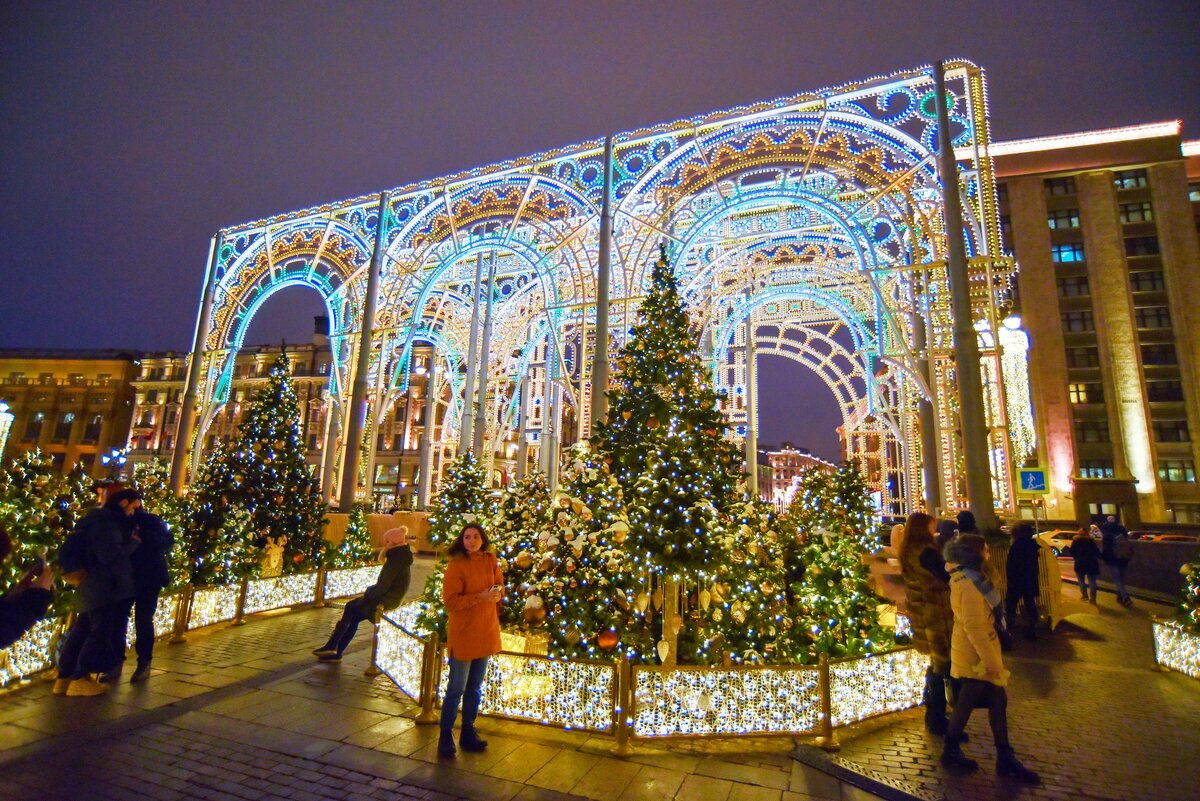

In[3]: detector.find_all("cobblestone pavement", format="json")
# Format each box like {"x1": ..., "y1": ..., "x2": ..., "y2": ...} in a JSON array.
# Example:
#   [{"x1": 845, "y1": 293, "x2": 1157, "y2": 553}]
[
  {"x1": 797, "y1": 590, "x2": 1200, "y2": 801},
  {"x1": 0, "y1": 557, "x2": 874, "y2": 801}
]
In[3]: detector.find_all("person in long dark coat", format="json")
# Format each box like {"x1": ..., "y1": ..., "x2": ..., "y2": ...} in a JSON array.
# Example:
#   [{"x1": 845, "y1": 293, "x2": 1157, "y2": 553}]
[
  {"x1": 1071, "y1": 528, "x2": 1101, "y2": 604},
  {"x1": 55, "y1": 489, "x2": 141, "y2": 697},
  {"x1": 899, "y1": 511, "x2": 955, "y2": 735},
  {"x1": 109, "y1": 504, "x2": 174, "y2": 682},
  {"x1": 313, "y1": 527, "x2": 413, "y2": 660},
  {"x1": 1004, "y1": 522, "x2": 1040, "y2": 640}
]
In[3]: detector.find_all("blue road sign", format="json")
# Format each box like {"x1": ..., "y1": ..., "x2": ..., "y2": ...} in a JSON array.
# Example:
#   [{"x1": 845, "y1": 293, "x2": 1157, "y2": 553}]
[{"x1": 1018, "y1": 468, "x2": 1048, "y2": 493}]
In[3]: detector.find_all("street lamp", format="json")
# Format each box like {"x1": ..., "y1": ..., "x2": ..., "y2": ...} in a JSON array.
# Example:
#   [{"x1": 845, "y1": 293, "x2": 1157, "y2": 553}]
[
  {"x1": 0, "y1": 401, "x2": 13, "y2": 460},
  {"x1": 101, "y1": 446, "x2": 128, "y2": 480}
]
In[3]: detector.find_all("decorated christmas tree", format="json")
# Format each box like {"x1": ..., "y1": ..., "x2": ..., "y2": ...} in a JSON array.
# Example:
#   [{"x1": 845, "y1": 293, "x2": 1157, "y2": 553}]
[
  {"x1": 182, "y1": 352, "x2": 327, "y2": 581},
  {"x1": 1180, "y1": 560, "x2": 1200, "y2": 634},
  {"x1": 326, "y1": 502, "x2": 376, "y2": 569},
  {"x1": 489, "y1": 471, "x2": 554, "y2": 629},
  {"x1": 0, "y1": 451, "x2": 95, "y2": 615},
  {"x1": 180, "y1": 442, "x2": 256, "y2": 585},
  {"x1": 132, "y1": 459, "x2": 187, "y2": 585}
]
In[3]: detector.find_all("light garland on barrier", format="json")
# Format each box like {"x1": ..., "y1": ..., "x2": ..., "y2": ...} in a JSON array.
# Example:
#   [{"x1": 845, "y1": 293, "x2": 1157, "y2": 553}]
[
  {"x1": 1153, "y1": 621, "x2": 1200, "y2": 679},
  {"x1": 323, "y1": 566, "x2": 381, "y2": 601},
  {"x1": 188, "y1": 584, "x2": 242, "y2": 629},
  {"x1": 125, "y1": 593, "x2": 183, "y2": 650},
  {"x1": 242, "y1": 573, "x2": 319, "y2": 616},
  {"x1": 0, "y1": 618, "x2": 61, "y2": 688},
  {"x1": 829, "y1": 649, "x2": 925, "y2": 726},
  {"x1": 376, "y1": 613, "x2": 426, "y2": 700},
  {"x1": 632, "y1": 666, "x2": 821, "y2": 737}
]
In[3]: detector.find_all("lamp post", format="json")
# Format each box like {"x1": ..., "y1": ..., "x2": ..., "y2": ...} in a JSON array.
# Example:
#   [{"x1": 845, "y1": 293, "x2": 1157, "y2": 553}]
[
  {"x1": 101, "y1": 446, "x2": 128, "y2": 481},
  {"x1": 0, "y1": 401, "x2": 13, "y2": 461}
]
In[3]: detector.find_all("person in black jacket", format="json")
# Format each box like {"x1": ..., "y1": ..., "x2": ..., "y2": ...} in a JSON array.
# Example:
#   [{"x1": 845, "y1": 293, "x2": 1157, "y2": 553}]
[
  {"x1": 108, "y1": 503, "x2": 174, "y2": 683},
  {"x1": 0, "y1": 526, "x2": 55, "y2": 649},
  {"x1": 1070, "y1": 528, "x2": 1101, "y2": 604},
  {"x1": 1004, "y1": 522, "x2": 1040, "y2": 640},
  {"x1": 313, "y1": 526, "x2": 413, "y2": 661},
  {"x1": 55, "y1": 489, "x2": 141, "y2": 697}
]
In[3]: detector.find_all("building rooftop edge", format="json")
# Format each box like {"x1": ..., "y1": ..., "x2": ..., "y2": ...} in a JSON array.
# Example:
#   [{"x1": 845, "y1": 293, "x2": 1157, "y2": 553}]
[{"x1": 986, "y1": 121, "x2": 1182, "y2": 157}]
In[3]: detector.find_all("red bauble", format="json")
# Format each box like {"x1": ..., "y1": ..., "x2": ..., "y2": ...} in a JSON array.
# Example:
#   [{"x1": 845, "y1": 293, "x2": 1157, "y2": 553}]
[{"x1": 597, "y1": 629, "x2": 620, "y2": 652}]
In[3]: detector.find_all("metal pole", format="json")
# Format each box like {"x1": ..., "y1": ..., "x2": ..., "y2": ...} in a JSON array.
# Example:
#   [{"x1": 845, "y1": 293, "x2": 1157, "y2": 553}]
[
  {"x1": 473, "y1": 254, "x2": 497, "y2": 457},
  {"x1": 319, "y1": 403, "x2": 340, "y2": 503},
  {"x1": 912, "y1": 278, "x2": 943, "y2": 512},
  {"x1": 339, "y1": 192, "x2": 390, "y2": 510},
  {"x1": 170, "y1": 233, "x2": 221, "y2": 494},
  {"x1": 516, "y1": 374, "x2": 530, "y2": 480},
  {"x1": 591, "y1": 135, "x2": 615, "y2": 429},
  {"x1": 744, "y1": 306, "x2": 759, "y2": 498},
  {"x1": 417, "y1": 352, "x2": 438, "y2": 509},
  {"x1": 934, "y1": 61, "x2": 997, "y2": 530},
  {"x1": 459, "y1": 254, "x2": 485, "y2": 455}
]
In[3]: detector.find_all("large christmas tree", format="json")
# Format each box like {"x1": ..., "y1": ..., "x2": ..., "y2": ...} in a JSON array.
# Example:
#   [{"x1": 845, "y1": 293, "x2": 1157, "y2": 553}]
[
  {"x1": 132, "y1": 459, "x2": 187, "y2": 586},
  {"x1": 183, "y1": 352, "x2": 328, "y2": 581}
]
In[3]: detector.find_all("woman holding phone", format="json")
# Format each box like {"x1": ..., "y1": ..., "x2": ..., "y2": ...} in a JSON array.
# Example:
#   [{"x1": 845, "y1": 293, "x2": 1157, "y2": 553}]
[{"x1": 438, "y1": 522, "x2": 503, "y2": 760}]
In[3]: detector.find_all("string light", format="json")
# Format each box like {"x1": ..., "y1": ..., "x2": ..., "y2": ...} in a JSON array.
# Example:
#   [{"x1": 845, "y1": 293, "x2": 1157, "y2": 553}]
[
  {"x1": 324, "y1": 566, "x2": 381, "y2": 600},
  {"x1": 188, "y1": 584, "x2": 242, "y2": 628},
  {"x1": 0, "y1": 618, "x2": 60, "y2": 688},
  {"x1": 242, "y1": 573, "x2": 319, "y2": 615},
  {"x1": 1154, "y1": 621, "x2": 1200, "y2": 679}
]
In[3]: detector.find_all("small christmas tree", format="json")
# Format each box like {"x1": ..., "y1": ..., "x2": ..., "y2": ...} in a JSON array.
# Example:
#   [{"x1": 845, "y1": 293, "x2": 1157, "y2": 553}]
[
  {"x1": 184, "y1": 352, "x2": 328, "y2": 579},
  {"x1": 181, "y1": 442, "x2": 256, "y2": 585},
  {"x1": 490, "y1": 472, "x2": 553, "y2": 629},
  {"x1": 326, "y1": 502, "x2": 376, "y2": 569}
]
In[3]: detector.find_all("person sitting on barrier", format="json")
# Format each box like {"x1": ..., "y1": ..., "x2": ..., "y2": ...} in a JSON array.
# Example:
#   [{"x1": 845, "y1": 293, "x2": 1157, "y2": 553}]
[
  {"x1": 313, "y1": 525, "x2": 412, "y2": 661},
  {"x1": 438, "y1": 521, "x2": 503, "y2": 760},
  {"x1": 940, "y1": 533, "x2": 1040, "y2": 784},
  {"x1": 0, "y1": 525, "x2": 55, "y2": 649}
]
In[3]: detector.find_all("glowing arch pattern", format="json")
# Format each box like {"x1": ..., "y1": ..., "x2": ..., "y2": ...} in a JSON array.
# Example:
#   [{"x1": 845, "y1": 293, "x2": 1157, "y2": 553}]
[{"x1": 192, "y1": 61, "x2": 1029, "y2": 515}]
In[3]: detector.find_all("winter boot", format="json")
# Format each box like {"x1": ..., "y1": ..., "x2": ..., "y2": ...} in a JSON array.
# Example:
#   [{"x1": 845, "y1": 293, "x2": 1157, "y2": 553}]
[
  {"x1": 130, "y1": 663, "x2": 152, "y2": 683},
  {"x1": 437, "y1": 730, "x2": 457, "y2": 760},
  {"x1": 996, "y1": 747, "x2": 1040, "y2": 784},
  {"x1": 460, "y1": 727, "x2": 489, "y2": 753},
  {"x1": 939, "y1": 736, "x2": 978, "y2": 771}
]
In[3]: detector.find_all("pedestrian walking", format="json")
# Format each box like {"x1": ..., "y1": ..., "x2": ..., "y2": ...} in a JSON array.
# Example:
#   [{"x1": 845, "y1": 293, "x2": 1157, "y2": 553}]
[
  {"x1": 438, "y1": 522, "x2": 503, "y2": 760},
  {"x1": 1004, "y1": 523, "x2": 1040, "y2": 640},
  {"x1": 54, "y1": 489, "x2": 141, "y2": 697},
  {"x1": 1100, "y1": 516, "x2": 1134, "y2": 606},
  {"x1": 1071, "y1": 528, "x2": 1101, "y2": 604},
  {"x1": 940, "y1": 534, "x2": 1040, "y2": 784},
  {"x1": 899, "y1": 512, "x2": 955, "y2": 736},
  {"x1": 313, "y1": 526, "x2": 412, "y2": 660},
  {"x1": 109, "y1": 502, "x2": 174, "y2": 682}
]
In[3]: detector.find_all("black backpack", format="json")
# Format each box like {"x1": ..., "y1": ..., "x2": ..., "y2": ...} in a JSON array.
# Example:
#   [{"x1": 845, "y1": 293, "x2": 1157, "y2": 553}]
[{"x1": 57, "y1": 519, "x2": 92, "y2": 586}]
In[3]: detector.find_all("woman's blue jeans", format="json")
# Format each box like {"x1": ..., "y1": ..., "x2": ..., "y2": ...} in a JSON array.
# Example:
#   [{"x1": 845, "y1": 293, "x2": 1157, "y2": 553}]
[{"x1": 440, "y1": 656, "x2": 489, "y2": 735}]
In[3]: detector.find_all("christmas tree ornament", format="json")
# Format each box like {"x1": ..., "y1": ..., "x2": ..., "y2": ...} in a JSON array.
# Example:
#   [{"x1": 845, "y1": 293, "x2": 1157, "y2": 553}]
[
  {"x1": 656, "y1": 639, "x2": 670, "y2": 663},
  {"x1": 597, "y1": 629, "x2": 619, "y2": 651}
]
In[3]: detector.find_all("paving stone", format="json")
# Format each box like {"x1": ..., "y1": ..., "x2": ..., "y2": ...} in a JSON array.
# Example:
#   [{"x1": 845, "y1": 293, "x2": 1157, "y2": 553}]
[{"x1": 674, "y1": 774, "x2": 735, "y2": 801}]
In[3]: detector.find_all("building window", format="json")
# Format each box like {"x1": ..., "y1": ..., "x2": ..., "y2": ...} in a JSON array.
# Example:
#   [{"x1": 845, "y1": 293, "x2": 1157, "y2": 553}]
[
  {"x1": 1068, "y1": 382, "x2": 1104, "y2": 404},
  {"x1": 1045, "y1": 176, "x2": 1077, "y2": 196},
  {"x1": 1079, "y1": 460, "x2": 1115, "y2": 479},
  {"x1": 1125, "y1": 236, "x2": 1160, "y2": 257},
  {"x1": 995, "y1": 183, "x2": 1009, "y2": 203},
  {"x1": 1129, "y1": 270, "x2": 1166, "y2": 292},
  {"x1": 1061, "y1": 310, "x2": 1094, "y2": 332},
  {"x1": 1147, "y1": 380, "x2": 1184, "y2": 402},
  {"x1": 1119, "y1": 201, "x2": 1153, "y2": 224},
  {"x1": 1169, "y1": 504, "x2": 1200, "y2": 524},
  {"x1": 1141, "y1": 343, "x2": 1178, "y2": 365},
  {"x1": 1047, "y1": 209, "x2": 1080, "y2": 229},
  {"x1": 147, "y1": 390, "x2": 158, "y2": 404},
  {"x1": 1065, "y1": 346, "x2": 1100, "y2": 368},
  {"x1": 53, "y1": 412, "x2": 75, "y2": 442},
  {"x1": 1113, "y1": 169, "x2": 1148, "y2": 190},
  {"x1": 82, "y1": 413, "x2": 103, "y2": 443},
  {"x1": 1152, "y1": 419, "x2": 1190, "y2": 443},
  {"x1": 309, "y1": 434, "x2": 320, "y2": 450},
  {"x1": 1135, "y1": 306, "x2": 1171, "y2": 329},
  {"x1": 1056, "y1": 276, "x2": 1090, "y2": 297},
  {"x1": 1159, "y1": 460, "x2": 1197, "y2": 483},
  {"x1": 999, "y1": 214, "x2": 1013, "y2": 247},
  {"x1": 1052, "y1": 243, "x2": 1086, "y2": 264},
  {"x1": 1075, "y1": 421, "x2": 1110, "y2": 443},
  {"x1": 23, "y1": 412, "x2": 44, "y2": 442},
  {"x1": 164, "y1": 408, "x2": 177, "y2": 425},
  {"x1": 1189, "y1": 183, "x2": 1200, "y2": 203}
]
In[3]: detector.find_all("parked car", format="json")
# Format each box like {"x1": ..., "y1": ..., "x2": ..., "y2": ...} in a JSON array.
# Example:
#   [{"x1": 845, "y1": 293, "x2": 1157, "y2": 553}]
[
  {"x1": 1037, "y1": 529, "x2": 1084, "y2": 557},
  {"x1": 1141, "y1": 533, "x2": 1200, "y2": 543}
]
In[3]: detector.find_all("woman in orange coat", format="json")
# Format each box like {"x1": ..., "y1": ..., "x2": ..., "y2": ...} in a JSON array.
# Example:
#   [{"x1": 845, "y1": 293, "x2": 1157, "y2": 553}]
[{"x1": 438, "y1": 523, "x2": 503, "y2": 760}]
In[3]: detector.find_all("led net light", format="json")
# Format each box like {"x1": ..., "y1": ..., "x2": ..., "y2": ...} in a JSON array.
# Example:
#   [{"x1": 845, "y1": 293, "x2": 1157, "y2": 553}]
[
  {"x1": 829, "y1": 648, "x2": 925, "y2": 726},
  {"x1": 1153, "y1": 622, "x2": 1200, "y2": 679},
  {"x1": 124, "y1": 592, "x2": 183, "y2": 649},
  {"x1": 188, "y1": 584, "x2": 241, "y2": 629},
  {"x1": 376, "y1": 614, "x2": 425, "y2": 700},
  {"x1": 242, "y1": 573, "x2": 319, "y2": 615},
  {"x1": 0, "y1": 618, "x2": 61, "y2": 688},
  {"x1": 632, "y1": 666, "x2": 821, "y2": 736},
  {"x1": 324, "y1": 566, "x2": 380, "y2": 600}
]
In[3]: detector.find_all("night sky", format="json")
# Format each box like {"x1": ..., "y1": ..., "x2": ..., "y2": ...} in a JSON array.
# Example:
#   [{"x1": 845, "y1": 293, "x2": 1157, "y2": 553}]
[{"x1": 2, "y1": 1, "x2": 1196, "y2": 461}]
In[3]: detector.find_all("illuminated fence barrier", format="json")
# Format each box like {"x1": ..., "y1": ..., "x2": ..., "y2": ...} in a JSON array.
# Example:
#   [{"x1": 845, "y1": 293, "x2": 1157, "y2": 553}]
[
  {"x1": 829, "y1": 648, "x2": 925, "y2": 726},
  {"x1": 324, "y1": 566, "x2": 380, "y2": 600},
  {"x1": 632, "y1": 664, "x2": 821, "y2": 737},
  {"x1": 242, "y1": 573, "x2": 319, "y2": 616},
  {"x1": 124, "y1": 591, "x2": 183, "y2": 650},
  {"x1": 1153, "y1": 621, "x2": 1200, "y2": 680},
  {"x1": 187, "y1": 584, "x2": 242, "y2": 629},
  {"x1": 373, "y1": 602, "x2": 921, "y2": 747},
  {"x1": 0, "y1": 618, "x2": 63, "y2": 688}
]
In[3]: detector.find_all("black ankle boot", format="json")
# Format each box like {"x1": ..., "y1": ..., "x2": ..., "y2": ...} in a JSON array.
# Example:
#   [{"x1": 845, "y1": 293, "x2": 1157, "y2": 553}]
[
  {"x1": 460, "y1": 727, "x2": 488, "y2": 752},
  {"x1": 996, "y1": 747, "x2": 1040, "y2": 784},
  {"x1": 940, "y1": 736, "x2": 978, "y2": 771},
  {"x1": 437, "y1": 731, "x2": 456, "y2": 760}
]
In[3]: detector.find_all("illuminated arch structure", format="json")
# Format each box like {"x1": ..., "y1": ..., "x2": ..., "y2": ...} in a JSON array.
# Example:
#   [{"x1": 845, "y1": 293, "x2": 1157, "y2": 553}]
[{"x1": 182, "y1": 61, "x2": 1035, "y2": 516}]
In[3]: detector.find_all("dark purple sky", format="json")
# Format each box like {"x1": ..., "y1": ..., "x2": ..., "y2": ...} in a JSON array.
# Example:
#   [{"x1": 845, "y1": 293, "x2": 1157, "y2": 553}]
[{"x1": 2, "y1": 1, "x2": 1196, "y2": 461}]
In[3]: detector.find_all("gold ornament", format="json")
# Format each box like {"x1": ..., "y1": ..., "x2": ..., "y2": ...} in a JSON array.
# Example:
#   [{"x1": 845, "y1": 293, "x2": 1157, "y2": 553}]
[
  {"x1": 635, "y1": 592, "x2": 651, "y2": 613},
  {"x1": 647, "y1": 417, "x2": 660, "y2": 430},
  {"x1": 656, "y1": 640, "x2": 670, "y2": 662},
  {"x1": 565, "y1": 627, "x2": 582, "y2": 645}
]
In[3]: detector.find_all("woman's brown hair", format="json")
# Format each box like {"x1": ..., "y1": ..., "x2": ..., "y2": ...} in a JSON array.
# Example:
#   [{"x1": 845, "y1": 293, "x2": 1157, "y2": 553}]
[{"x1": 447, "y1": 522, "x2": 489, "y2": 557}]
